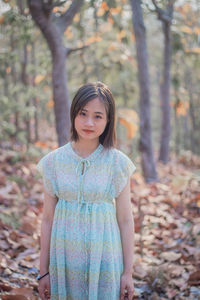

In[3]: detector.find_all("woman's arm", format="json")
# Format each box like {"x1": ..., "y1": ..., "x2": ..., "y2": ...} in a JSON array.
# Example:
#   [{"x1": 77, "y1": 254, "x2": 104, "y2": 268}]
[
  {"x1": 116, "y1": 179, "x2": 135, "y2": 299},
  {"x1": 116, "y1": 179, "x2": 135, "y2": 275},
  {"x1": 40, "y1": 189, "x2": 58, "y2": 275}
]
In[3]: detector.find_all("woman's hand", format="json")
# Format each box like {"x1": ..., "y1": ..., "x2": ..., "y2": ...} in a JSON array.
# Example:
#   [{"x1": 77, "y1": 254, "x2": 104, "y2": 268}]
[
  {"x1": 38, "y1": 274, "x2": 51, "y2": 300},
  {"x1": 120, "y1": 272, "x2": 134, "y2": 300}
]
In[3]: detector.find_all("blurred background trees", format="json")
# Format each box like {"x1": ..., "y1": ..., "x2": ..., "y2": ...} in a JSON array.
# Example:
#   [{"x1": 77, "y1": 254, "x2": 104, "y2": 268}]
[
  {"x1": 130, "y1": 0, "x2": 158, "y2": 182},
  {"x1": 0, "y1": 0, "x2": 199, "y2": 181}
]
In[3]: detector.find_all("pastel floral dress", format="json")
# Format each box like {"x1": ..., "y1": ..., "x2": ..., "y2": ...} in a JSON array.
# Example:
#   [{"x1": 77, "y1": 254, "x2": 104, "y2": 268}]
[{"x1": 36, "y1": 142, "x2": 136, "y2": 300}]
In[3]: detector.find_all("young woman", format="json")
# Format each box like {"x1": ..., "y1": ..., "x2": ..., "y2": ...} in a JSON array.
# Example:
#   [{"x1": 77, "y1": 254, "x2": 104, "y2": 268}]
[{"x1": 36, "y1": 82, "x2": 136, "y2": 300}]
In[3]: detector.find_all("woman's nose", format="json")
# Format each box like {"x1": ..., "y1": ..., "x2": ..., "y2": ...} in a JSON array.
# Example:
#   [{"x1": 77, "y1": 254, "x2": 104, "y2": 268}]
[{"x1": 85, "y1": 117, "x2": 94, "y2": 126}]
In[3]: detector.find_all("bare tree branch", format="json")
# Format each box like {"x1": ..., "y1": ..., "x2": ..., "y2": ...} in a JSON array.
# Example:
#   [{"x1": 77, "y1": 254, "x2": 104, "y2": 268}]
[
  {"x1": 17, "y1": 0, "x2": 24, "y2": 14},
  {"x1": 56, "y1": 0, "x2": 84, "y2": 35},
  {"x1": 168, "y1": 0, "x2": 175, "y2": 19},
  {"x1": 168, "y1": 0, "x2": 176, "y2": 6},
  {"x1": 52, "y1": 0, "x2": 67, "y2": 8},
  {"x1": 152, "y1": 0, "x2": 163, "y2": 14},
  {"x1": 42, "y1": 0, "x2": 54, "y2": 17},
  {"x1": 152, "y1": 0, "x2": 173, "y2": 23},
  {"x1": 66, "y1": 45, "x2": 89, "y2": 57},
  {"x1": 142, "y1": 1, "x2": 155, "y2": 13},
  {"x1": 28, "y1": 0, "x2": 60, "y2": 54}
]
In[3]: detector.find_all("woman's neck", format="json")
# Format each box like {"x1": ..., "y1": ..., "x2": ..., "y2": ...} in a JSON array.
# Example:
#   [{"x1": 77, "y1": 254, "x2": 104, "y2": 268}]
[{"x1": 71, "y1": 140, "x2": 100, "y2": 157}]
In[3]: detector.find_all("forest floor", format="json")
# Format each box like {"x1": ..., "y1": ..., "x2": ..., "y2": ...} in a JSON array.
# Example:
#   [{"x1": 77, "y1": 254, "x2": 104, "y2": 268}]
[{"x1": 0, "y1": 142, "x2": 200, "y2": 300}]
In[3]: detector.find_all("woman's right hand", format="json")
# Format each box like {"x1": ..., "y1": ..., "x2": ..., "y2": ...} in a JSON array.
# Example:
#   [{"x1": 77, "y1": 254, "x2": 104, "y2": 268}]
[{"x1": 38, "y1": 274, "x2": 51, "y2": 300}]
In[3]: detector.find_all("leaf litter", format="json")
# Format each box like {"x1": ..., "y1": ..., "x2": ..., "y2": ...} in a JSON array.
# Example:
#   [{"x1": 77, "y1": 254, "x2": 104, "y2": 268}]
[{"x1": 0, "y1": 146, "x2": 200, "y2": 299}]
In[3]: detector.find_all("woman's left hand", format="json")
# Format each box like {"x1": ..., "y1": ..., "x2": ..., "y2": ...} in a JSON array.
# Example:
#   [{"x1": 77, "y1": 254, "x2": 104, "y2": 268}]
[{"x1": 120, "y1": 272, "x2": 134, "y2": 300}]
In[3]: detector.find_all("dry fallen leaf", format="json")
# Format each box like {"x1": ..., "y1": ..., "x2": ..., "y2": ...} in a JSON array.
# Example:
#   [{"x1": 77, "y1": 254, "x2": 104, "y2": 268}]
[
  {"x1": 161, "y1": 251, "x2": 182, "y2": 262},
  {"x1": 188, "y1": 270, "x2": 200, "y2": 286}
]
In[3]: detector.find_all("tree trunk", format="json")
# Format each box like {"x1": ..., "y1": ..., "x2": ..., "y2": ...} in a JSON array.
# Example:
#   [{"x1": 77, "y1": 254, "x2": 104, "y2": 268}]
[
  {"x1": 93, "y1": 3, "x2": 101, "y2": 81},
  {"x1": 28, "y1": 0, "x2": 83, "y2": 146},
  {"x1": 188, "y1": 83, "x2": 198, "y2": 154},
  {"x1": 183, "y1": 114, "x2": 189, "y2": 150},
  {"x1": 52, "y1": 45, "x2": 70, "y2": 146},
  {"x1": 174, "y1": 104, "x2": 180, "y2": 155},
  {"x1": 130, "y1": 0, "x2": 158, "y2": 182},
  {"x1": 151, "y1": 0, "x2": 174, "y2": 163},
  {"x1": 31, "y1": 41, "x2": 39, "y2": 142},
  {"x1": 183, "y1": 68, "x2": 199, "y2": 153},
  {"x1": 21, "y1": 42, "x2": 31, "y2": 147},
  {"x1": 79, "y1": 12, "x2": 88, "y2": 84},
  {"x1": 10, "y1": 32, "x2": 19, "y2": 135},
  {"x1": 118, "y1": 62, "x2": 128, "y2": 106},
  {"x1": 159, "y1": 22, "x2": 171, "y2": 163}
]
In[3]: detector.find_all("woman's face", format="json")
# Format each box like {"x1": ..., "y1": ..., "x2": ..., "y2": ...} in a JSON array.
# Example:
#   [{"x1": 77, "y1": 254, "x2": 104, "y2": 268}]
[{"x1": 74, "y1": 97, "x2": 108, "y2": 142}]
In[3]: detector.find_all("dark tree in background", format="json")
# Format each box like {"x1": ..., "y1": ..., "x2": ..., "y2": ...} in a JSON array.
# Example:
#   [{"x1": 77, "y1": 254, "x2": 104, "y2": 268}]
[
  {"x1": 28, "y1": 0, "x2": 84, "y2": 146},
  {"x1": 130, "y1": 0, "x2": 158, "y2": 182},
  {"x1": 152, "y1": 0, "x2": 175, "y2": 163}
]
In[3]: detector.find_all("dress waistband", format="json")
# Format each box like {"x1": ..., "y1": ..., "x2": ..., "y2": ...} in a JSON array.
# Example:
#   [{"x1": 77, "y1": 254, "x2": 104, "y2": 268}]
[{"x1": 58, "y1": 199, "x2": 114, "y2": 206}]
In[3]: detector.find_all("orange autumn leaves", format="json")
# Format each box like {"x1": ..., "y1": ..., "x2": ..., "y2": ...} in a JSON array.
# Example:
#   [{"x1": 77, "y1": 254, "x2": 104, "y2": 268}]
[{"x1": 118, "y1": 108, "x2": 139, "y2": 139}]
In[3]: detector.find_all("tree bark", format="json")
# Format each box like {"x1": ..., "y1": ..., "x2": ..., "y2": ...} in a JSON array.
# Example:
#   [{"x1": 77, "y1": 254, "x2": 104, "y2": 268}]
[
  {"x1": 79, "y1": 12, "x2": 88, "y2": 84},
  {"x1": 10, "y1": 32, "x2": 19, "y2": 135},
  {"x1": 130, "y1": 0, "x2": 158, "y2": 182},
  {"x1": 28, "y1": 0, "x2": 84, "y2": 146},
  {"x1": 185, "y1": 69, "x2": 198, "y2": 153},
  {"x1": 21, "y1": 42, "x2": 31, "y2": 147},
  {"x1": 152, "y1": 0, "x2": 174, "y2": 163},
  {"x1": 93, "y1": 3, "x2": 101, "y2": 80},
  {"x1": 159, "y1": 21, "x2": 171, "y2": 163},
  {"x1": 174, "y1": 104, "x2": 180, "y2": 155},
  {"x1": 30, "y1": 41, "x2": 39, "y2": 142}
]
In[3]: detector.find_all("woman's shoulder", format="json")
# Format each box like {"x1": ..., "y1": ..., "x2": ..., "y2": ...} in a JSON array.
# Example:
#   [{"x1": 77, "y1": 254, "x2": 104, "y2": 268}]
[
  {"x1": 102, "y1": 146, "x2": 131, "y2": 164},
  {"x1": 106, "y1": 147, "x2": 129, "y2": 159},
  {"x1": 109, "y1": 147, "x2": 137, "y2": 175},
  {"x1": 39, "y1": 143, "x2": 69, "y2": 162}
]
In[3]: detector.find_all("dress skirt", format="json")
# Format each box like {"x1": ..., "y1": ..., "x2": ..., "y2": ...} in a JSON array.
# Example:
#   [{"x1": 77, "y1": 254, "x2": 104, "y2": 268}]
[{"x1": 49, "y1": 199, "x2": 124, "y2": 300}]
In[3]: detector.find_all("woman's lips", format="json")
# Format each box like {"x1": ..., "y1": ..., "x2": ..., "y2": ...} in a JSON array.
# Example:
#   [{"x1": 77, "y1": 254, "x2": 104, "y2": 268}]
[{"x1": 83, "y1": 129, "x2": 94, "y2": 134}]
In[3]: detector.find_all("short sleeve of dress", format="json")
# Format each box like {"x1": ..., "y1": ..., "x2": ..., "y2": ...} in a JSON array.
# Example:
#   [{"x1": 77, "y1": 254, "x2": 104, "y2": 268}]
[
  {"x1": 36, "y1": 151, "x2": 57, "y2": 197},
  {"x1": 112, "y1": 150, "x2": 136, "y2": 198}
]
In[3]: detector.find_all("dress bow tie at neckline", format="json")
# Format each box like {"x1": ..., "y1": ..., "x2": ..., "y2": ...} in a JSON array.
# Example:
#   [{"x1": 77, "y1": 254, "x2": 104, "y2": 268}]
[
  {"x1": 76, "y1": 159, "x2": 91, "y2": 175},
  {"x1": 76, "y1": 159, "x2": 91, "y2": 205}
]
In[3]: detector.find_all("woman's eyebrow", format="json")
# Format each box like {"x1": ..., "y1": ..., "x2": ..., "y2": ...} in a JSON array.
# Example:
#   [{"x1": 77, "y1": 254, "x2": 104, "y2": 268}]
[
  {"x1": 95, "y1": 112, "x2": 104, "y2": 114},
  {"x1": 81, "y1": 108, "x2": 104, "y2": 114}
]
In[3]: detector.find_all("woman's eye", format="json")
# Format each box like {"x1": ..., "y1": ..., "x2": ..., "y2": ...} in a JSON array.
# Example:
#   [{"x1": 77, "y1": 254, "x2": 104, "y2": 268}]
[
  {"x1": 80, "y1": 112, "x2": 86, "y2": 116},
  {"x1": 96, "y1": 115, "x2": 102, "y2": 119}
]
